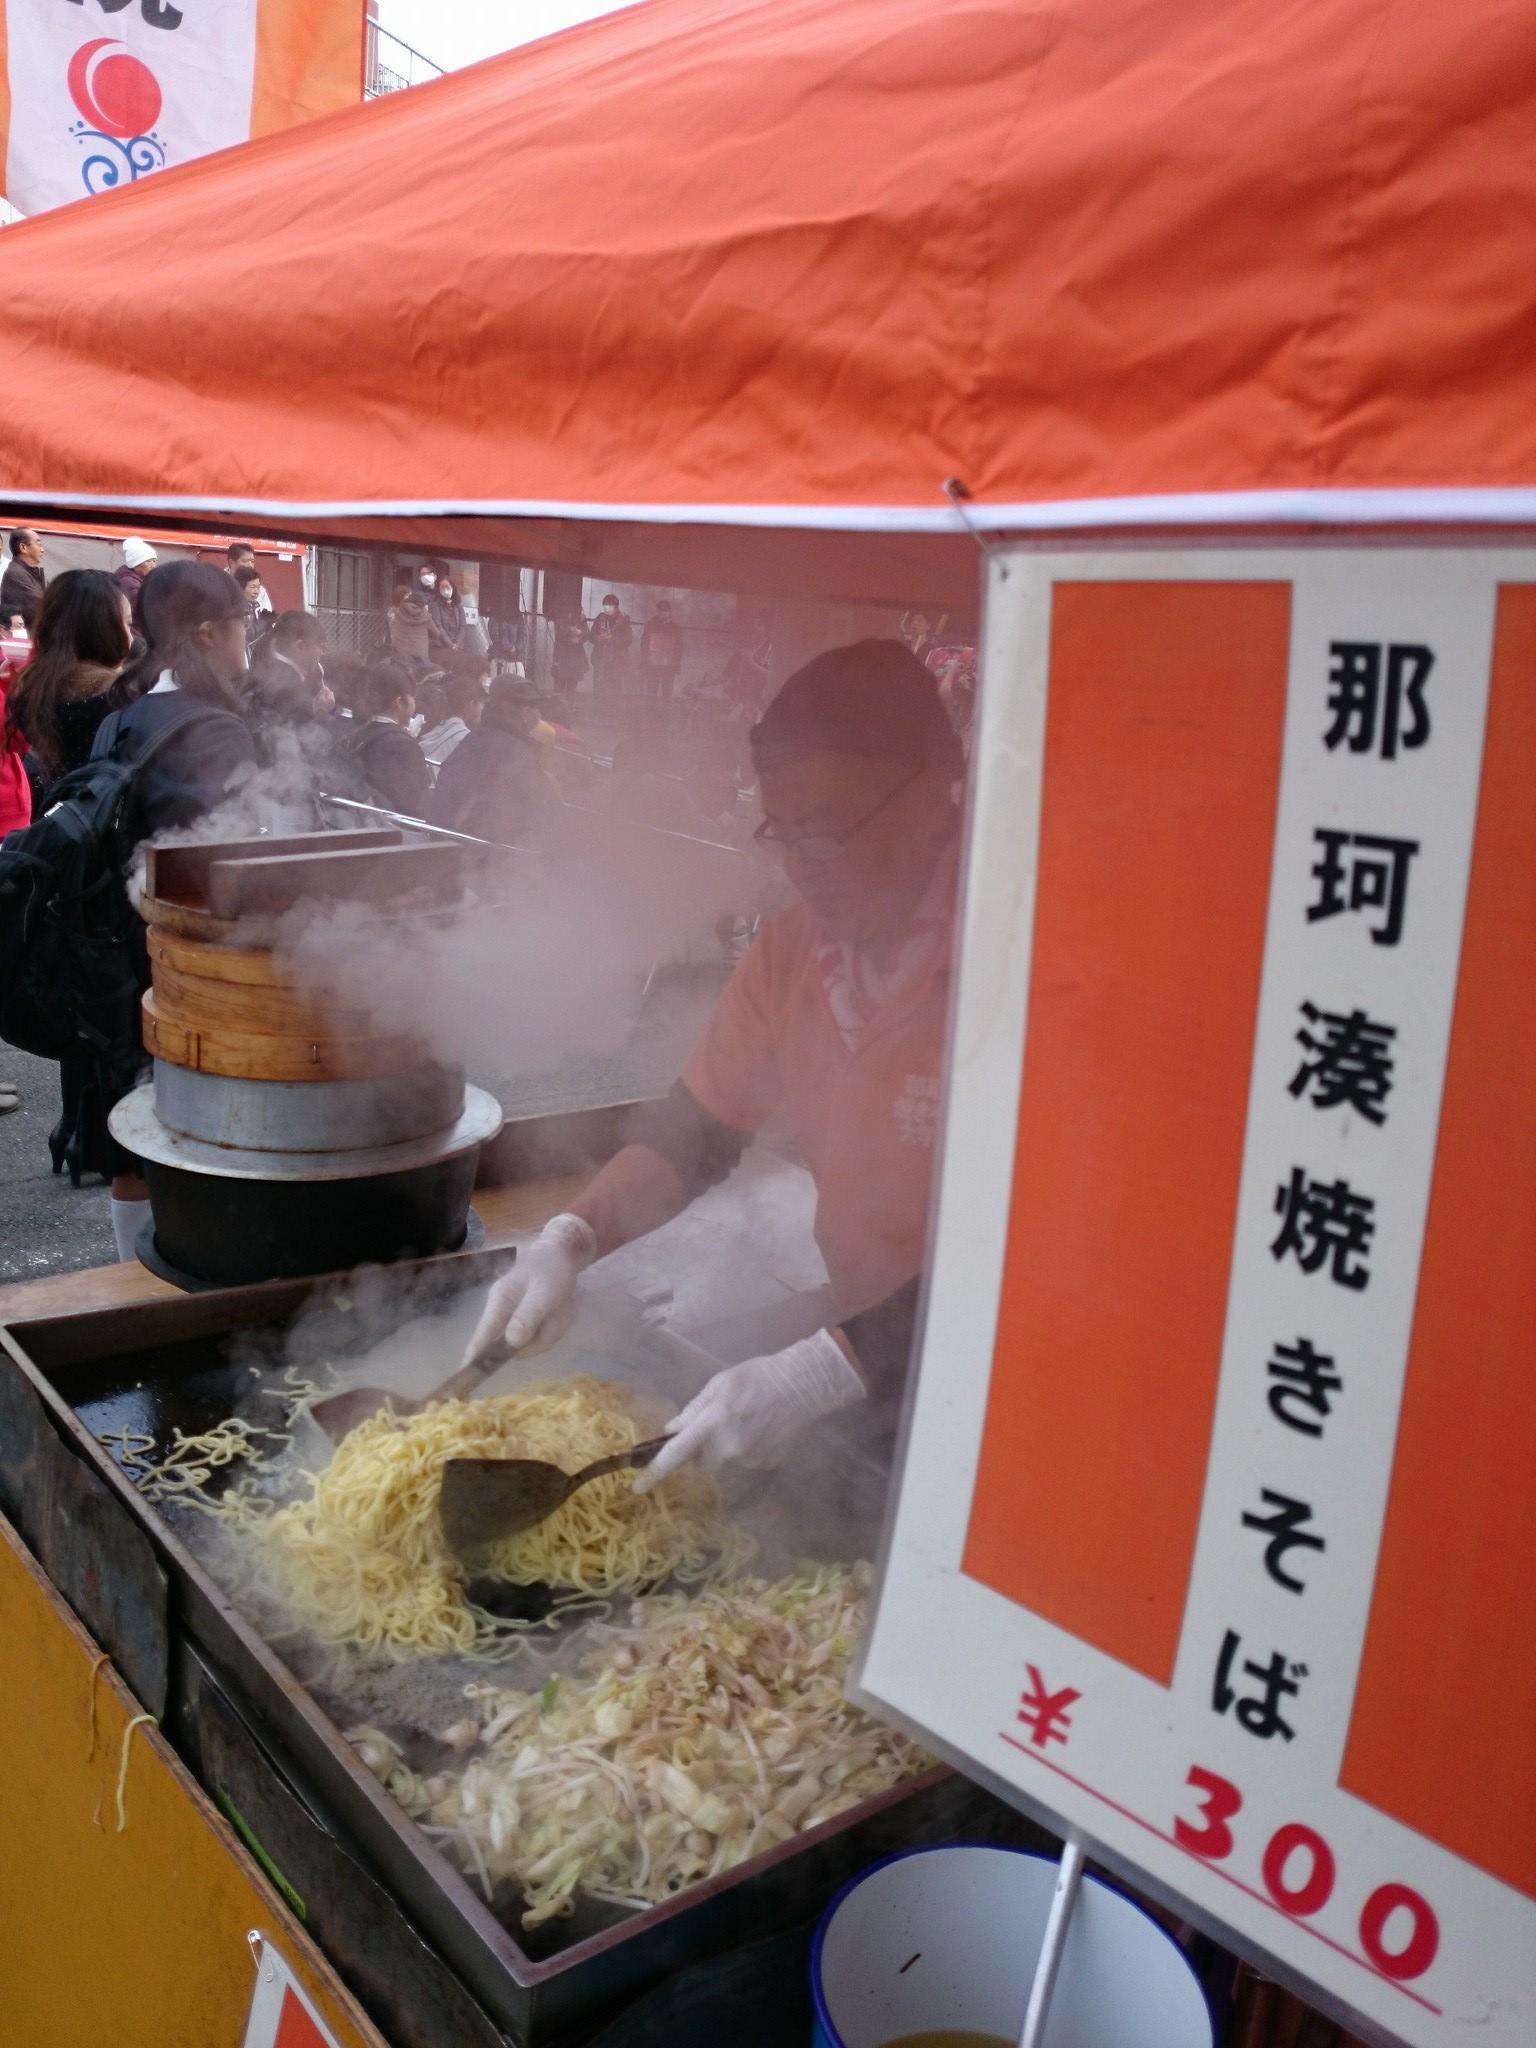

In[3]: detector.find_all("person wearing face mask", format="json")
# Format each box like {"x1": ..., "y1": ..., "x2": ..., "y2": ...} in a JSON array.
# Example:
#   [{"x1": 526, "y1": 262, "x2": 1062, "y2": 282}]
[
  {"x1": 428, "y1": 572, "x2": 466, "y2": 661},
  {"x1": 587, "y1": 593, "x2": 633, "y2": 702},
  {"x1": 469, "y1": 638, "x2": 963, "y2": 1486}
]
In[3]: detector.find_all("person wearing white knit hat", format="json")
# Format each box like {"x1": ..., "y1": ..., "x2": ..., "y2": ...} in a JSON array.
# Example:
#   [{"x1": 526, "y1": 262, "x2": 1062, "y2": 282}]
[{"x1": 115, "y1": 537, "x2": 157, "y2": 627}]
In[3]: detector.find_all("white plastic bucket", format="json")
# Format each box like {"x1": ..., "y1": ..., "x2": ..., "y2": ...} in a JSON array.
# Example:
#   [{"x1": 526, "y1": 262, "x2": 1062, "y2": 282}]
[{"x1": 810, "y1": 1844, "x2": 1213, "y2": 2048}]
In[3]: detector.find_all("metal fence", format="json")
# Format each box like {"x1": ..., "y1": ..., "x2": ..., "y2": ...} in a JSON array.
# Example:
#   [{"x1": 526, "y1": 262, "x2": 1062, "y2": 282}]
[{"x1": 365, "y1": 22, "x2": 445, "y2": 99}]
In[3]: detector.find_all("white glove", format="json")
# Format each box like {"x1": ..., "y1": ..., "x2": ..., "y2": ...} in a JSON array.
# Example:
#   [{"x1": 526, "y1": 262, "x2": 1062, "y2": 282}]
[
  {"x1": 465, "y1": 1213, "x2": 596, "y2": 1363},
  {"x1": 635, "y1": 1330, "x2": 865, "y2": 1488}
]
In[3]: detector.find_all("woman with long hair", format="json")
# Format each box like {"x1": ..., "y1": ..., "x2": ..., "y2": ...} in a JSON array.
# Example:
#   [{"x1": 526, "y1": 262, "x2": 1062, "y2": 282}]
[
  {"x1": 4, "y1": 569, "x2": 136, "y2": 1178},
  {"x1": 6, "y1": 568, "x2": 133, "y2": 798},
  {"x1": 427, "y1": 571, "x2": 466, "y2": 660},
  {"x1": 94, "y1": 561, "x2": 258, "y2": 1255},
  {"x1": 107, "y1": 558, "x2": 255, "y2": 821}
]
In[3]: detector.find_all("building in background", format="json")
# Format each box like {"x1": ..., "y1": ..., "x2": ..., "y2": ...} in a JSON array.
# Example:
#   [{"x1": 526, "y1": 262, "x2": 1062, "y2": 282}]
[
  {"x1": 0, "y1": 0, "x2": 366, "y2": 217},
  {"x1": 1, "y1": 518, "x2": 308, "y2": 613}
]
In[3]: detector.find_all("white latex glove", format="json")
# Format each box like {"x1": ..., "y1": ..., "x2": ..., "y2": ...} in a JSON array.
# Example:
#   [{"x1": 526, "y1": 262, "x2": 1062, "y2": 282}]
[
  {"x1": 465, "y1": 1213, "x2": 597, "y2": 1363},
  {"x1": 635, "y1": 1330, "x2": 865, "y2": 1489}
]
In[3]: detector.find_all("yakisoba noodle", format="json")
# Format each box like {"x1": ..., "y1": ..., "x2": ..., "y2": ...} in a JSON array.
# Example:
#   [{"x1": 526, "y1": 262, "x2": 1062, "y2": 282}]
[{"x1": 257, "y1": 1378, "x2": 736, "y2": 1659}]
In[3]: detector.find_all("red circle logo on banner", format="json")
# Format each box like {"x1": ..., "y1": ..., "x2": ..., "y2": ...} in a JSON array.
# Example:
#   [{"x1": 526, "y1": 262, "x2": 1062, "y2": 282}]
[{"x1": 67, "y1": 39, "x2": 163, "y2": 140}]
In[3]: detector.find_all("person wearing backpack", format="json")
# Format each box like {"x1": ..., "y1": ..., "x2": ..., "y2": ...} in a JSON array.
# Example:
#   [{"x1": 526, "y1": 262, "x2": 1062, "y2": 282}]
[
  {"x1": 0, "y1": 564, "x2": 257, "y2": 1238},
  {"x1": 8, "y1": 568, "x2": 134, "y2": 804},
  {"x1": 35, "y1": 561, "x2": 256, "y2": 1252},
  {"x1": 104, "y1": 563, "x2": 259, "y2": 1246},
  {"x1": 108, "y1": 562, "x2": 257, "y2": 835}
]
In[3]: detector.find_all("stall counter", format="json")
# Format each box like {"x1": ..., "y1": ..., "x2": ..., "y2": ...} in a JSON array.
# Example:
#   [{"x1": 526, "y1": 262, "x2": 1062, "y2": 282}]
[{"x1": 0, "y1": 1175, "x2": 586, "y2": 1326}]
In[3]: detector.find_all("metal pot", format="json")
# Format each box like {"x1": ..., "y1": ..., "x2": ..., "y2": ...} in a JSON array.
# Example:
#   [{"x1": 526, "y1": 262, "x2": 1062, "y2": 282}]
[{"x1": 109, "y1": 1083, "x2": 502, "y2": 1287}]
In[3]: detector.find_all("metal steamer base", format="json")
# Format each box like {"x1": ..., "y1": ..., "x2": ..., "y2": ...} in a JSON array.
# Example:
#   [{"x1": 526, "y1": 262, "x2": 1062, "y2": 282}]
[{"x1": 111, "y1": 1069, "x2": 503, "y2": 1288}]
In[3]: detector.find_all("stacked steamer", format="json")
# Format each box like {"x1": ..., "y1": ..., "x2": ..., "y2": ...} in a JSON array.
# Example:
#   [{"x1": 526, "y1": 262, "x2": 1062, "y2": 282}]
[{"x1": 110, "y1": 830, "x2": 502, "y2": 1286}]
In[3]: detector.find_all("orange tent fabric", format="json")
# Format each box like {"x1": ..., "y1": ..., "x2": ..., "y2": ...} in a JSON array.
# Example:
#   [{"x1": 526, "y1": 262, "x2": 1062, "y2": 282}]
[{"x1": 4, "y1": 0, "x2": 1535, "y2": 547}]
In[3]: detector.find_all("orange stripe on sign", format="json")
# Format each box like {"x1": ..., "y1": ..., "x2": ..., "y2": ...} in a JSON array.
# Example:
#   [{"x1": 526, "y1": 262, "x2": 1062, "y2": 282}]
[
  {"x1": 1340, "y1": 584, "x2": 1536, "y2": 1900},
  {"x1": 276, "y1": 1986, "x2": 336, "y2": 2048},
  {"x1": 963, "y1": 581, "x2": 1289, "y2": 1685}
]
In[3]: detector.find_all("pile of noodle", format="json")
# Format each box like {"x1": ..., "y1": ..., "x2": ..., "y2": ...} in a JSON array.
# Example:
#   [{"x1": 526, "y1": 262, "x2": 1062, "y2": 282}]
[
  {"x1": 350, "y1": 1563, "x2": 931, "y2": 1927},
  {"x1": 256, "y1": 1378, "x2": 731, "y2": 1659}
]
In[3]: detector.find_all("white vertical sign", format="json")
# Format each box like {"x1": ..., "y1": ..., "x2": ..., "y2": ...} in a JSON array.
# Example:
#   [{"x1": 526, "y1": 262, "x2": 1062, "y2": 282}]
[
  {"x1": 1171, "y1": 558, "x2": 1495, "y2": 1785},
  {"x1": 5, "y1": 0, "x2": 259, "y2": 215},
  {"x1": 858, "y1": 544, "x2": 1536, "y2": 2048}
]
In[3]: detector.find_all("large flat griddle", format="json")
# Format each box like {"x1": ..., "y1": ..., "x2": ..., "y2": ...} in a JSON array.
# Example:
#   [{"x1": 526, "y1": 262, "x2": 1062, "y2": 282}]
[{"x1": 0, "y1": 1254, "x2": 1025, "y2": 2044}]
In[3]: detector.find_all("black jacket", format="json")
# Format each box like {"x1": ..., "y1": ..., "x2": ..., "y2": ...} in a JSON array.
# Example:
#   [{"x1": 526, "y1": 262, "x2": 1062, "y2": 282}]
[
  {"x1": 346, "y1": 715, "x2": 433, "y2": 818},
  {"x1": 588, "y1": 610, "x2": 632, "y2": 662},
  {"x1": 0, "y1": 558, "x2": 45, "y2": 630},
  {"x1": 432, "y1": 724, "x2": 546, "y2": 843},
  {"x1": 427, "y1": 594, "x2": 465, "y2": 657},
  {"x1": 59, "y1": 691, "x2": 114, "y2": 771},
  {"x1": 110, "y1": 688, "x2": 258, "y2": 841}
]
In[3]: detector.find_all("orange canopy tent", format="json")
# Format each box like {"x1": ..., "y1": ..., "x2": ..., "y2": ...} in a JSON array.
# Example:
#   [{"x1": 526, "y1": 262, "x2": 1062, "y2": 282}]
[{"x1": 3, "y1": 0, "x2": 1534, "y2": 601}]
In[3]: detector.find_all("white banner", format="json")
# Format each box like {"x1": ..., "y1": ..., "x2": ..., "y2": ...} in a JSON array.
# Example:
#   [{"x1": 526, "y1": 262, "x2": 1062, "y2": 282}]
[{"x1": 4, "y1": 0, "x2": 259, "y2": 215}]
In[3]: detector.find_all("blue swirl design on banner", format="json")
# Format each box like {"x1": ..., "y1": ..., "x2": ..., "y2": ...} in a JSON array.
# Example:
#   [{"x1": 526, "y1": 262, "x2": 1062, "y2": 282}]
[{"x1": 72, "y1": 123, "x2": 167, "y2": 195}]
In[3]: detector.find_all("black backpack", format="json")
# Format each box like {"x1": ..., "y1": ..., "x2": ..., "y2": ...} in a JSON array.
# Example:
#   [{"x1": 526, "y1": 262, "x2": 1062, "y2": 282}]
[{"x1": 0, "y1": 699, "x2": 213, "y2": 1064}]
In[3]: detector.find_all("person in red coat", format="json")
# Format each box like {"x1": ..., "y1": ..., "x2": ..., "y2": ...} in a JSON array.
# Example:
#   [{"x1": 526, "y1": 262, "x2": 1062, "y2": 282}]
[
  {"x1": 0, "y1": 625, "x2": 32, "y2": 837},
  {"x1": 0, "y1": 624, "x2": 31, "y2": 1115}
]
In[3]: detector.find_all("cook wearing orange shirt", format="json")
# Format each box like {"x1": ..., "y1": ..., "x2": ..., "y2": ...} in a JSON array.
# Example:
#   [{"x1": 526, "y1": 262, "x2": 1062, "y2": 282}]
[{"x1": 469, "y1": 638, "x2": 961, "y2": 1481}]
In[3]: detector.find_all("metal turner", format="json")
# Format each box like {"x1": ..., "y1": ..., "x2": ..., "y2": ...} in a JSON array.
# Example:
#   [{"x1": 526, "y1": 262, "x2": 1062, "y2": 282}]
[{"x1": 438, "y1": 1436, "x2": 669, "y2": 1562}]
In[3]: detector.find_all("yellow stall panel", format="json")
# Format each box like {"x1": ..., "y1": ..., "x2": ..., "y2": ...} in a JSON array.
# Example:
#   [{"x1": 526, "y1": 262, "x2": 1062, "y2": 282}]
[{"x1": 0, "y1": 1511, "x2": 388, "y2": 2048}]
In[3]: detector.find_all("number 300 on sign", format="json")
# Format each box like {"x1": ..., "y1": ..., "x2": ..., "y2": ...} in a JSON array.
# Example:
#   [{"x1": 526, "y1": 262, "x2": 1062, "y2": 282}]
[{"x1": 1174, "y1": 1766, "x2": 1439, "y2": 1981}]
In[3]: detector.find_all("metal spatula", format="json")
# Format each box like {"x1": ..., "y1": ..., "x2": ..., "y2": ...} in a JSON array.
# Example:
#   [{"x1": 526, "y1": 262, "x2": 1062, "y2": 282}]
[
  {"x1": 307, "y1": 1348, "x2": 511, "y2": 1445},
  {"x1": 439, "y1": 1437, "x2": 669, "y2": 1561}
]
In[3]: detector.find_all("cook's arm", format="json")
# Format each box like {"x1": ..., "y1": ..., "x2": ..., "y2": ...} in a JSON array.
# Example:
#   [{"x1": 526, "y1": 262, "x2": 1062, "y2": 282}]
[
  {"x1": 638, "y1": 1274, "x2": 923, "y2": 1486},
  {"x1": 465, "y1": 1085, "x2": 750, "y2": 1362},
  {"x1": 835, "y1": 1275, "x2": 921, "y2": 1404},
  {"x1": 566, "y1": 1142, "x2": 687, "y2": 1257},
  {"x1": 573, "y1": 1081, "x2": 748, "y2": 1248}
]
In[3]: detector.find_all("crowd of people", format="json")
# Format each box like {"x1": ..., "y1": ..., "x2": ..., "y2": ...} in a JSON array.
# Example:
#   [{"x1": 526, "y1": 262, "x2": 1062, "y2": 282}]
[
  {"x1": 0, "y1": 534, "x2": 973, "y2": 1266},
  {"x1": 0, "y1": 535, "x2": 559, "y2": 844},
  {"x1": 0, "y1": 539, "x2": 563, "y2": 1227}
]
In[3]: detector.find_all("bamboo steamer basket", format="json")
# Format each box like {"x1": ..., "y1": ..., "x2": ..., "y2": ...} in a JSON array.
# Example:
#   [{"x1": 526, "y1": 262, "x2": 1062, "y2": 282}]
[{"x1": 143, "y1": 926, "x2": 424, "y2": 1084}]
